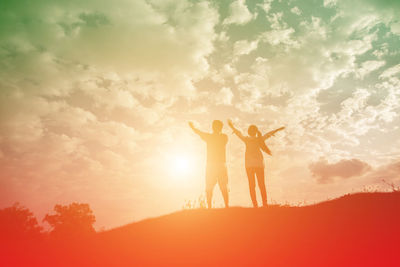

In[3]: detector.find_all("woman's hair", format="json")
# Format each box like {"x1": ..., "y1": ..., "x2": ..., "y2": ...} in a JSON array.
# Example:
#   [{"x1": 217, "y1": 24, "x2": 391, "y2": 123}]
[{"x1": 259, "y1": 139, "x2": 271, "y2": 155}]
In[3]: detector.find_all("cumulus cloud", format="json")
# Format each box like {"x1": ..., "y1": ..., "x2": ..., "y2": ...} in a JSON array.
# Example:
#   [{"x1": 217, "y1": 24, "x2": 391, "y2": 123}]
[
  {"x1": 300, "y1": 16, "x2": 327, "y2": 40},
  {"x1": 223, "y1": 0, "x2": 256, "y2": 25},
  {"x1": 366, "y1": 161, "x2": 400, "y2": 183},
  {"x1": 233, "y1": 39, "x2": 259, "y2": 56},
  {"x1": 259, "y1": 12, "x2": 299, "y2": 48},
  {"x1": 290, "y1": 7, "x2": 302, "y2": 16},
  {"x1": 309, "y1": 158, "x2": 372, "y2": 183},
  {"x1": 0, "y1": 0, "x2": 219, "y2": 99},
  {"x1": 338, "y1": 89, "x2": 370, "y2": 118},
  {"x1": 379, "y1": 64, "x2": 400, "y2": 79},
  {"x1": 324, "y1": 0, "x2": 337, "y2": 7},
  {"x1": 215, "y1": 87, "x2": 234, "y2": 105},
  {"x1": 391, "y1": 22, "x2": 400, "y2": 35},
  {"x1": 257, "y1": 0, "x2": 274, "y2": 14},
  {"x1": 355, "y1": 60, "x2": 385, "y2": 79},
  {"x1": 261, "y1": 28, "x2": 298, "y2": 47}
]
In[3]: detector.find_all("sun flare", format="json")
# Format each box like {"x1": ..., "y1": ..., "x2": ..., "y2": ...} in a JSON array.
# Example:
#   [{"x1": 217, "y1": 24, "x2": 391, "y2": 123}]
[{"x1": 168, "y1": 154, "x2": 194, "y2": 177}]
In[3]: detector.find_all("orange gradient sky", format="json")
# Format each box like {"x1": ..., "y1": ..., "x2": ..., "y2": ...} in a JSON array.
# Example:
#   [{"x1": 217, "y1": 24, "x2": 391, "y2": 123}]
[{"x1": 0, "y1": 0, "x2": 399, "y2": 229}]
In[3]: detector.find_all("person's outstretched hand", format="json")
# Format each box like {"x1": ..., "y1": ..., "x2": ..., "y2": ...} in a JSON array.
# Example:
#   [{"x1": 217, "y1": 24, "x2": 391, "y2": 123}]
[
  {"x1": 188, "y1": 121, "x2": 195, "y2": 129},
  {"x1": 227, "y1": 119, "x2": 234, "y2": 129}
]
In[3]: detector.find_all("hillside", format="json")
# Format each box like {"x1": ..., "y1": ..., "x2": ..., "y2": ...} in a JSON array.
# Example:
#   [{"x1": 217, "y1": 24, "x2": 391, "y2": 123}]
[{"x1": 3, "y1": 191, "x2": 400, "y2": 266}]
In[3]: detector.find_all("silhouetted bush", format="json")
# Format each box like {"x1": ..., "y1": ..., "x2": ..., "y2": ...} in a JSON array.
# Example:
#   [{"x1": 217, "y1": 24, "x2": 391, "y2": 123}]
[
  {"x1": 44, "y1": 202, "x2": 96, "y2": 238},
  {"x1": 0, "y1": 203, "x2": 43, "y2": 240}
]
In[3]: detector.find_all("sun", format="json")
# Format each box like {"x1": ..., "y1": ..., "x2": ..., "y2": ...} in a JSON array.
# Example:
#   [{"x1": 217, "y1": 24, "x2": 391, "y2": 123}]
[
  {"x1": 171, "y1": 156, "x2": 191, "y2": 174},
  {"x1": 168, "y1": 155, "x2": 193, "y2": 177},
  {"x1": 163, "y1": 144, "x2": 200, "y2": 179}
]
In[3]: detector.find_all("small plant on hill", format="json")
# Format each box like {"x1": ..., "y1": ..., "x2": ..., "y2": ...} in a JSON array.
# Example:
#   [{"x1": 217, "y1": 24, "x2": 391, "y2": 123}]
[
  {"x1": 182, "y1": 195, "x2": 207, "y2": 209},
  {"x1": 382, "y1": 179, "x2": 400, "y2": 192}
]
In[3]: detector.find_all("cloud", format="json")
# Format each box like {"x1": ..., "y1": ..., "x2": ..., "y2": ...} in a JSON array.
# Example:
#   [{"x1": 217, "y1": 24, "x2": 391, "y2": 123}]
[
  {"x1": 324, "y1": 0, "x2": 337, "y2": 7},
  {"x1": 290, "y1": 7, "x2": 302, "y2": 16},
  {"x1": 233, "y1": 39, "x2": 259, "y2": 56},
  {"x1": 257, "y1": 0, "x2": 274, "y2": 14},
  {"x1": 0, "y1": 0, "x2": 219, "y2": 99},
  {"x1": 372, "y1": 43, "x2": 389, "y2": 58},
  {"x1": 261, "y1": 28, "x2": 298, "y2": 47},
  {"x1": 355, "y1": 60, "x2": 385, "y2": 79},
  {"x1": 300, "y1": 16, "x2": 327, "y2": 40},
  {"x1": 366, "y1": 161, "x2": 400, "y2": 183},
  {"x1": 223, "y1": 0, "x2": 256, "y2": 25},
  {"x1": 338, "y1": 89, "x2": 370, "y2": 118},
  {"x1": 309, "y1": 158, "x2": 372, "y2": 183},
  {"x1": 391, "y1": 21, "x2": 400, "y2": 35},
  {"x1": 215, "y1": 87, "x2": 234, "y2": 106},
  {"x1": 379, "y1": 64, "x2": 400, "y2": 79}
]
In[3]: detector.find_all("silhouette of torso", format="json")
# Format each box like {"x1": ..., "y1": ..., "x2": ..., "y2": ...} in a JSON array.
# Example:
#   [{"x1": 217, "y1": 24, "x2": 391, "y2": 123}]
[
  {"x1": 243, "y1": 137, "x2": 264, "y2": 168},
  {"x1": 201, "y1": 133, "x2": 228, "y2": 166}
]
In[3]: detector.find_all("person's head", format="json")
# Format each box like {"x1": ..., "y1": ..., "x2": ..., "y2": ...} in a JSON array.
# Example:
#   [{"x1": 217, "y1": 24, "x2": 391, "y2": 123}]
[
  {"x1": 248, "y1": 125, "x2": 258, "y2": 137},
  {"x1": 212, "y1": 120, "x2": 223, "y2": 133}
]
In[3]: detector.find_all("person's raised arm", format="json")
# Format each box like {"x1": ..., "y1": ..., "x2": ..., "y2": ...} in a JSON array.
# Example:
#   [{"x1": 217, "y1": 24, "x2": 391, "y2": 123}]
[
  {"x1": 188, "y1": 121, "x2": 208, "y2": 140},
  {"x1": 227, "y1": 119, "x2": 246, "y2": 142},
  {"x1": 262, "y1": 127, "x2": 285, "y2": 140}
]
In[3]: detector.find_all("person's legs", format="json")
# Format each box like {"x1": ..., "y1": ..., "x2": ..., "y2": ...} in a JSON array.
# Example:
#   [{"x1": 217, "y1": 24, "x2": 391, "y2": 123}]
[
  {"x1": 206, "y1": 167, "x2": 217, "y2": 209},
  {"x1": 246, "y1": 168, "x2": 258, "y2": 207},
  {"x1": 218, "y1": 182, "x2": 229, "y2": 208},
  {"x1": 206, "y1": 187, "x2": 214, "y2": 209},
  {"x1": 255, "y1": 168, "x2": 267, "y2": 207},
  {"x1": 217, "y1": 165, "x2": 229, "y2": 208}
]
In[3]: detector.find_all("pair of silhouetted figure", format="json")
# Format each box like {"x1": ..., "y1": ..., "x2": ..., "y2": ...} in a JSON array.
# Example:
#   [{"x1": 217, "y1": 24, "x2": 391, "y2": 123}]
[{"x1": 189, "y1": 120, "x2": 284, "y2": 209}]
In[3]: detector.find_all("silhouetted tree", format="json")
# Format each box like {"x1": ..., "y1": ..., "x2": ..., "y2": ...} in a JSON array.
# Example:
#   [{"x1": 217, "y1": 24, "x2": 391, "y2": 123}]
[
  {"x1": 44, "y1": 202, "x2": 96, "y2": 238},
  {"x1": 0, "y1": 203, "x2": 43, "y2": 239}
]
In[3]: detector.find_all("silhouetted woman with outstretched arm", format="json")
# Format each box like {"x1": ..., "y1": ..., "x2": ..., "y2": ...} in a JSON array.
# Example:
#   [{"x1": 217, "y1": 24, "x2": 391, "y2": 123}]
[{"x1": 228, "y1": 119, "x2": 284, "y2": 207}]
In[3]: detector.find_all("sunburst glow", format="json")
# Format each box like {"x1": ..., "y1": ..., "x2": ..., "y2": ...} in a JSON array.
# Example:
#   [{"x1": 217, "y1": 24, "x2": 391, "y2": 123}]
[{"x1": 169, "y1": 156, "x2": 192, "y2": 176}]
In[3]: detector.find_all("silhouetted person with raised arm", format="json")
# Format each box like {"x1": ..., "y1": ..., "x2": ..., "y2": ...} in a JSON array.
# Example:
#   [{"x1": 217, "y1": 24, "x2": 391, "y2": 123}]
[
  {"x1": 189, "y1": 120, "x2": 229, "y2": 209},
  {"x1": 228, "y1": 119, "x2": 284, "y2": 207}
]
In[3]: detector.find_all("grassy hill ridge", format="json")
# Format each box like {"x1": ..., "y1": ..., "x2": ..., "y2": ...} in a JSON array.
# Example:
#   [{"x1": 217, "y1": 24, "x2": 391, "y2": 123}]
[{"x1": 3, "y1": 191, "x2": 400, "y2": 266}]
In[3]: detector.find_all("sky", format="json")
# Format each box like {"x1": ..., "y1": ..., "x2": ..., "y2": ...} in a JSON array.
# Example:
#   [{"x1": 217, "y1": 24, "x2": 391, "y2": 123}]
[{"x1": 0, "y1": 0, "x2": 399, "y2": 229}]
